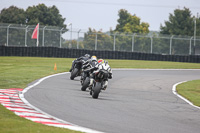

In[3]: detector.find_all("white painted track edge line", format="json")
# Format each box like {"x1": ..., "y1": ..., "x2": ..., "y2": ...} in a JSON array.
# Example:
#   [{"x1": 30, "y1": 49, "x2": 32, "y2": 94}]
[
  {"x1": 172, "y1": 81, "x2": 200, "y2": 110},
  {"x1": 19, "y1": 72, "x2": 105, "y2": 133}
]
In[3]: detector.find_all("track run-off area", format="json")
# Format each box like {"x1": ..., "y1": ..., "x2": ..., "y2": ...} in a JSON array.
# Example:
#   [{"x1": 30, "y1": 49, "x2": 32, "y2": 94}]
[{"x1": 22, "y1": 69, "x2": 200, "y2": 133}]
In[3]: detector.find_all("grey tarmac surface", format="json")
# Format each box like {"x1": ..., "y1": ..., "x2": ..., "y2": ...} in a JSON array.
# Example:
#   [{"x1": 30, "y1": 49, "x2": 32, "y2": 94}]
[{"x1": 24, "y1": 69, "x2": 200, "y2": 133}]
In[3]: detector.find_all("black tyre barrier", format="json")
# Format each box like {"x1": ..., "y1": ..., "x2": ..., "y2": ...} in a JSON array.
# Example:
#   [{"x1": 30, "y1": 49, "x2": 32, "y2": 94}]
[{"x1": 0, "y1": 46, "x2": 200, "y2": 63}]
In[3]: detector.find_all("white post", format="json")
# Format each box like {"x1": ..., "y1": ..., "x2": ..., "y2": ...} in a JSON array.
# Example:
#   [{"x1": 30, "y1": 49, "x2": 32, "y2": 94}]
[
  {"x1": 95, "y1": 33, "x2": 97, "y2": 50},
  {"x1": 25, "y1": 25, "x2": 29, "y2": 47},
  {"x1": 132, "y1": 33, "x2": 136, "y2": 52},
  {"x1": 77, "y1": 29, "x2": 81, "y2": 49},
  {"x1": 170, "y1": 35, "x2": 174, "y2": 55},
  {"x1": 60, "y1": 28, "x2": 64, "y2": 48},
  {"x1": 113, "y1": 33, "x2": 116, "y2": 51},
  {"x1": 67, "y1": 23, "x2": 72, "y2": 47},
  {"x1": 70, "y1": 24, "x2": 72, "y2": 45},
  {"x1": 189, "y1": 36, "x2": 193, "y2": 55},
  {"x1": 42, "y1": 26, "x2": 47, "y2": 47},
  {"x1": 150, "y1": 36, "x2": 153, "y2": 53},
  {"x1": 194, "y1": 15, "x2": 197, "y2": 55},
  {"x1": 37, "y1": 23, "x2": 39, "y2": 47},
  {"x1": 7, "y1": 24, "x2": 12, "y2": 46}
]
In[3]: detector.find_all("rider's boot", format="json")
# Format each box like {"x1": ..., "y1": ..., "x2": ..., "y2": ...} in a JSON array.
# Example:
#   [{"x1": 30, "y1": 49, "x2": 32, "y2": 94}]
[
  {"x1": 102, "y1": 81, "x2": 108, "y2": 90},
  {"x1": 89, "y1": 78, "x2": 94, "y2": 95},
  {"x1": 69, "y1": 68, "x2": 72, "y2": 72},
  {"x1": 89, "y1": 78, "x2": 94, "y2": 87}
]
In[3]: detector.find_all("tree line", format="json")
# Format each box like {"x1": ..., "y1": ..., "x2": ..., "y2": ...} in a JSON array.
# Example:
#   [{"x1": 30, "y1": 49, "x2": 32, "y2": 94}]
[{"x1": 0, "y1": 4, "x2": 66, "y2": 27}]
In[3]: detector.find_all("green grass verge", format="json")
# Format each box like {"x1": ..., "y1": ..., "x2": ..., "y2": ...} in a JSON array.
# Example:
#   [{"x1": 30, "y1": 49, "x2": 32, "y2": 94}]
[
  {"x1": 0, "y1": 56, "x2": 74, "y2": 89},
  {"x1": 0, "y1": 56, "x2": 200, "y2": 133},
  {"x1": 176, "y1": 80, "x2": 200, "y2": 107}
]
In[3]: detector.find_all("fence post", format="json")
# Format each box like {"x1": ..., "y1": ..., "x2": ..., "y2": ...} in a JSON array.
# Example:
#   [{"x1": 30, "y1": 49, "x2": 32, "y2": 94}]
[
  {"x1": 95, "y1": 33, "x2": 97, "y2": 50},
  {"x1": 170, "y1": 35, "x2": 174, "y2": 55},
  {"x1": 113, "y1": 33, "x2": 116, "y2": 51},
  {"x1": 150, "y1": 36, "x2": 153, "y2": 53},
  {"x1": 189, "y1": 36, "x2": 193, "y2": 55},
  {"x1": 60, "y1": 28, "x2": 64, "y2": 48},
  {"x1": 194, "y1": 17, "x2": 196, "y2": 52},
  {"x1": 132, "y1": 33, "x2": 136, "y2": 52},
  {"x1": 25, "y1": 25, "x2": 29, "y2": 47},
  {"x1": 7, "y1": 24, "x2": 12, "y2": 46},
  {"x1": 77, "y1": 29, "x2": 81, "y2": 49},
  {"x1": 43, "y1": 26, "x2": 47, "y2": 47},
  {"x1": 67, "y1": 23, "x2": 72, "y2": 48}
]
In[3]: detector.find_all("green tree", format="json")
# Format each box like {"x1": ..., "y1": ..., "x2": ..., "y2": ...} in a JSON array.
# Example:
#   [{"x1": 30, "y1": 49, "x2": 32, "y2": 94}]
[
  {"x1": 0, "y1": 6, "x2": 26, "y2": 24},
  {"x1": 115, "y1": 9, "x2": 130, "y2": 32},
  {"x1": 0, "y1": 6, "x2": 27, "y2": 46},
  {"x1": 160, "y1": 7, "x2": 200, "y2": 55},
  {"x1": 115, "y1": 9, "x2": 149, "y2": 34},
  {"x1": 160, "y1": 7, "x2": 200, "y2": 36},
  {"x1": 25, "y1": 4, "x2": 66, "y2": 27},
  {"x1": 0, "y1": 4, "x2": 66, "y2": 27},
  {"x1": 25, "y1": 4, "x2": 67, "y2": 47}
]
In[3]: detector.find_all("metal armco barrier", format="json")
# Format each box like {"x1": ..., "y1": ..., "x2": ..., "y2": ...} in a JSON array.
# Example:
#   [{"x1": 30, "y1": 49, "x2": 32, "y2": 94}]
[{"x1": 0, "y1": 46, "x2": 200, "y2": 63}]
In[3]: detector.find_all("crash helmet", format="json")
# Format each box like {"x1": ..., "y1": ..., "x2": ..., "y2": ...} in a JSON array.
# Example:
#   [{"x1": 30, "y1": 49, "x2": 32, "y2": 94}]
[
  {"x1": 84, "y1": 54, "x2": 90, "y2": 58},
  {"x1": 91, "y1": 56, "x2": 97, "y2": 61},
  {"x1": 98, "y1": 59, "x2": 105, "y2": 64}
]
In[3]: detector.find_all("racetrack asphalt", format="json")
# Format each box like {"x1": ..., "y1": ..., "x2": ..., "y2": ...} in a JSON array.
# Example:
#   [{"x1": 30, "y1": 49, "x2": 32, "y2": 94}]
[{"x1": 24, "y1": 69, "x2": 200, "y2": 133}]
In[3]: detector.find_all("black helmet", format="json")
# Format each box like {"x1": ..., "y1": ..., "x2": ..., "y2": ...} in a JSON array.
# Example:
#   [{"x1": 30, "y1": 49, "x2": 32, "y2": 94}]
[{"x1": 84, "y1": 54, "x2": 90, "y2": 58}]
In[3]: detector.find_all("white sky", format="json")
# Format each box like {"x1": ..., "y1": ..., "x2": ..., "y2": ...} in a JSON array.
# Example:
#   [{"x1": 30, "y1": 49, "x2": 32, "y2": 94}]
[{"x1": 1, "y1": 0, "x2": 200, "y2": 32}]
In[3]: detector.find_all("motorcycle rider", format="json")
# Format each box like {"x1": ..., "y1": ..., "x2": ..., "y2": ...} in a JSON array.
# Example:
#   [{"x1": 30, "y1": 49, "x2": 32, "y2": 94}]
[
  {"x1": 81, "y1": 55, "x2": 98, "y2": 83},
  {"x1": 82, "y1": 56, "x2": 98, "y2": 70},
  {"x1": 69, "y1": 54, "x2": 91, "y2": 72},
  {"x1": 97, "y1": 59, "x2": 112, "y2": 79},
  {"x1": 88, "y1": 59, "x2": 112, "y2": 91}
]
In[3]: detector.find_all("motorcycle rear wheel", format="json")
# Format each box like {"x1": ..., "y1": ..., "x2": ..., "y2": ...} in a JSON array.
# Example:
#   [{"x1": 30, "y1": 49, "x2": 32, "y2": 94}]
[
  {"x1": 81, "y1": 77, "x2": 90, "y2": 91},
  {"x1": 70, "y1": 68, "x2": 78, "y2": 80},
  {"x1": 92, "y1": 82, "x2": 101, "y2": 99}
]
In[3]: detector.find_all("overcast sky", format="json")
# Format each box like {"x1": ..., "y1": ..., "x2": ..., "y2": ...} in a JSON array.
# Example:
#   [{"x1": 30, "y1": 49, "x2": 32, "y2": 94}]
[{"x1": 1, "y1": 0, "x2": 200, "y2": 32}]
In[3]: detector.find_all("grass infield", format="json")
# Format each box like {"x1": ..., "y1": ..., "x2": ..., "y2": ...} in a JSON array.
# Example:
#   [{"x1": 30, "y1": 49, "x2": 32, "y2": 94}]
[
  {"x1": 0, "y1": 56, "x2": 200, "y2": 133},
  {"x1": 176, "y1": 80, "x2": 200, "y2": 107}
]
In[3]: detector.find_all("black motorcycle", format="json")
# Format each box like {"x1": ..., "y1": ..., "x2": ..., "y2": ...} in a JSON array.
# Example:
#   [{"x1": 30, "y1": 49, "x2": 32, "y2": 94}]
[
  {"x1": 80, "y1": 61, "x2": 96, "y2": 91},
  {"x1": 90, "y1": 69, "x2": 109, "y2": 99},
  {"x1": 70, "y1": 60, "x2": 84, "y2": 80},
  {"x1": 80, "y1": 73, "x2": 90, "y2": 91}
]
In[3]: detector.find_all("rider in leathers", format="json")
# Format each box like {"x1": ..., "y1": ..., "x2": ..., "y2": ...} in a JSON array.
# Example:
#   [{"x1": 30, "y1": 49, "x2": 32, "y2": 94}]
[
  {"x1": 88, "y1": 59, "x2": 112, "y2": 91},
  {"x1": 69, "y1": 54, "x2": 91, "y2": 72},
  {"x1": 81, "y1": 56, "x2": 98, "y2": 83}
]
